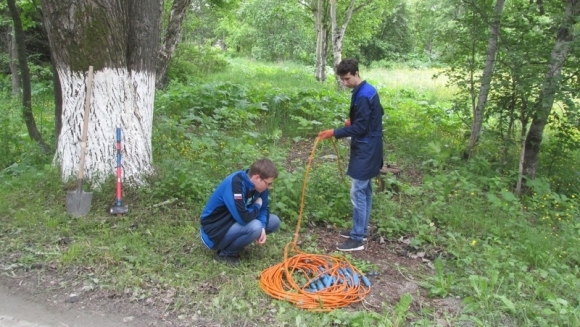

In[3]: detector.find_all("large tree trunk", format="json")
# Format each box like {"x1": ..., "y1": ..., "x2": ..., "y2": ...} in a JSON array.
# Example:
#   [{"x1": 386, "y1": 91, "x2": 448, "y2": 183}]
[
  {"x1": 463, "y1": 0, "x2": 505, "y2": 159},
  {"x1": 156, "y1": 0, "x2": 192, "y2": 89},
  {"x1": 523, "y1": 0, "x2": 579, "y2": 180},
  {"x1": 313, "y1": 0, "x2": 330, "y2": 82},
  {"x1": 42, "y1": 0, "x2": 162, "y2": 186},
  {"x1": 7, "y1": 0, "x2": 51, "y2": 153}
]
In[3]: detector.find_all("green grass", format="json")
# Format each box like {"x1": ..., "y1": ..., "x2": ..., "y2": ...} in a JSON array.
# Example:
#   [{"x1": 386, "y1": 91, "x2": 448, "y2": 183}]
[
  {"x1": 365, "y1": 67, "x2": 456, "y2": 102},
  {"x1": 206, "y1": 57, "x2": 337, "y2": 90},
  {"x1": 1, "y1": 58, "x2": 580, "y2": 326}
]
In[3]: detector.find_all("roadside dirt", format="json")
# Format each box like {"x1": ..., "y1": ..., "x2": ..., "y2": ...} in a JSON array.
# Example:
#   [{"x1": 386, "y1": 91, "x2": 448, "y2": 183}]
[
  {"x1": 0, "y1": 226, "x2": 462, "y2": 327},
  {"x1": 0, "y1": 280, "x2": 136, "y2": 327}
]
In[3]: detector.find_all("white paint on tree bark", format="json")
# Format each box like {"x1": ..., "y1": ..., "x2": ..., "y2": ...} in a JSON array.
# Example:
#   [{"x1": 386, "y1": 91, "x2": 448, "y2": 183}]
[{"x1": 55, "y1": 67, "x2": 155, "y2": 186}]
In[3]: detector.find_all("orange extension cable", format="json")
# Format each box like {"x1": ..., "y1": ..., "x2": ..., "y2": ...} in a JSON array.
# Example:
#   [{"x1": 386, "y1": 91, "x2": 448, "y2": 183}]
[{"x1": 259, "y1": 137, "x2": 371, "y2": 311}]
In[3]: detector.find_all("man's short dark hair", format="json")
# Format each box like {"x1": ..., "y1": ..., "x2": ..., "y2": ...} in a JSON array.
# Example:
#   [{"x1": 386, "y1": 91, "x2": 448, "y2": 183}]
[
  {"x1": 336, "y1": 58, "x2": 359, "y2": 76},
  {"x1": 249, "y1": 158, "x2": 278, "y2": 179}
]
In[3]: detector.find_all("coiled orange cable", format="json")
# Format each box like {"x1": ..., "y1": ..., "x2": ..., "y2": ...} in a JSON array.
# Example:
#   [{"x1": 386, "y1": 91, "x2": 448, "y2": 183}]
[{"x1": 259, "y1": 137, "x2": 371, "y2": 311}]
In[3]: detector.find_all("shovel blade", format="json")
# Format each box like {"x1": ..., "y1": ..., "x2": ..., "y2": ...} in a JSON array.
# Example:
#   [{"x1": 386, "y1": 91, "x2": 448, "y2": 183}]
[{"x1": 66, "y1": 189, "x2": 93, "y2": 216}]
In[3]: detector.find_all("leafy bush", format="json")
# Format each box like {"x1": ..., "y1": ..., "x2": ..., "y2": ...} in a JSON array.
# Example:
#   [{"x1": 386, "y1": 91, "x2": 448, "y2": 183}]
[
  {"x1": 0, "y1": 96, "x2": 53, "y2": 171},
  {"x1": 167, "y1": 42, "x2": 229, "y2": 84}
]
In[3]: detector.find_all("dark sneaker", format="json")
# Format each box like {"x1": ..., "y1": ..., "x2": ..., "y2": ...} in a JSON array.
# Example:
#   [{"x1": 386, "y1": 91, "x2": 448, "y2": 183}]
[
  {"x1": 339, "y1": 230, "x2": 368, "y2": 241},
  {"x1": 213, "y1": 252, "x2": 240, "y2": 266},
  {"x1": 337, "y1": 238, "x2": 364, "y2": 252}
]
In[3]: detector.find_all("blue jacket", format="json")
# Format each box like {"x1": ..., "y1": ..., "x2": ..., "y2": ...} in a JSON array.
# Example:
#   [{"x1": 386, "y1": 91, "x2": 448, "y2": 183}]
[
  {"x1": 200, "y1": 170, "x2": 270, "y2": 249},
  {"x1": 333, "y1": 81, "x2": 384, "y2": 180}
]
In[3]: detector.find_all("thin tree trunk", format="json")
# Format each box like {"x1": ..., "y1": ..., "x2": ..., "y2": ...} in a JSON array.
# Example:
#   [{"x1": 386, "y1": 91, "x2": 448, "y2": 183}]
[
  {"x1": 7, "y1": 27, "x2": 21, "y2": 96},
  {"x1": 464, "y1": 0, "x2": 505, "y2": 159},
  {"x1": 330, "y1": 0, "x2": 356, "y2": 89},
  {"x1": 7, "y1": 0, "x2": 50, "y2": 153},
  {"x1": 523, "y1": 0, "x2": 579, "y2": 180},
  {"x1": 515, "y1": 117, "x2": 528, "y2": 195},
  {"x1": 314, "y1": 0, "x2": 329, "y2": 82},
  {"x1": 156, "y1": 0, "x2": 192, "y2": 89},
  {"x1": 500, "y1": 87, "x2": 516, "y2": 168}
]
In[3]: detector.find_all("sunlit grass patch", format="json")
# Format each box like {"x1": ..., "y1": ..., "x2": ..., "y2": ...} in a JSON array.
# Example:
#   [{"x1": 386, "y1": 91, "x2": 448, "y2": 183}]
[{"x1": 365, "y1": 67, "x2": 456, "y2": 102}]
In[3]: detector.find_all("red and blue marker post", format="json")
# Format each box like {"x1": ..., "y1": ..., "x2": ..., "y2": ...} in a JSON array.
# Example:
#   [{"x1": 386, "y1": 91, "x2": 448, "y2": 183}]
[{"x1": 110, "y1": 127, "x2": 128, "y2": 216}]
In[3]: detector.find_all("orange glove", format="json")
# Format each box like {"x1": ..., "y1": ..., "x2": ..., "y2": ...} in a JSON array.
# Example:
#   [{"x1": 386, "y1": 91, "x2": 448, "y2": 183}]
[
  {"x1": 318, "y1": 129, "x2": 334, "y2": 140},
  {"x1": 345, "y1": 119, "x2": 351, "y2": 127}
]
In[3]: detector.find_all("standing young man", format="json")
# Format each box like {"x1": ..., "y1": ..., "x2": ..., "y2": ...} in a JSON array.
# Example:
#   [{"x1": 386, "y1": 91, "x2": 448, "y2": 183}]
[
  {"x1": 200, "y1": 158, "x2": 280, "y2": 265},
  {"x1": 318, "y1": 58, "x2": 384, "y2": 251}
]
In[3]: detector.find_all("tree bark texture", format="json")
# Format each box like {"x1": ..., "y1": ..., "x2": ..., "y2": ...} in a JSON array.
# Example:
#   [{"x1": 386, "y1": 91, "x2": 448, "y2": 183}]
[
  {"x1": 523, "y1": 0, "x2": 579, "y2": 180},
  {"x1": 5, "y1": 26, "x2": 21, "y2": 96},
  {"x1": 42, "y1": 0, "x2": 162, "y2": 186},
  {"x1": 464, "y1": 0, "x2": 505, "y2": 159},
  {"x1": 313, "y1": 0, "x2": 329, "y2": 82},
  {"x1": 52, "y1": 63, "x2": 63, "y2": 148},
  {"x1": 515, "y1": 118, "x2": 528, "y2": 195},
  {"x1": 7, "y1": 0, "x2": 51, "y2": 153},
  {"x1": 156, "y1": 0, "x2": 192, "y2": 89},
  {"x1": 330, "y1": 0, "x2": 357, "y2": 89}
]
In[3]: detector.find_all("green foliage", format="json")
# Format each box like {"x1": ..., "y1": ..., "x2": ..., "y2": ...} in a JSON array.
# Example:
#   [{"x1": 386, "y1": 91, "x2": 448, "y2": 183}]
[
  {"x1": 1, "y1": 59, "x2": 580, "y2": 327},
  {"x1": 328, "y1": 294, "x2": 413, "y2": 327},
  {"x1": 421, "y1": 257, "x2": 453, "y2": 297},
  {"x1": 0, "y1": 0, "x2": 40, "y2": 30},
  {"x1": 267, "y1": 168, "x2": 304, "y2": 224},
  {"x1": 221, "y1": 0, "x2": 314, "y2": 62},
  {"x1": 0, "y1": 97, "x2": 30, "y2": 170},
  {"x1": 301, "y1": 162, "x2": 351, "y2": 227},
  {"x1": 262, "y1": 88, "x2": 347, "y2": 136},
  {"x1": 167, "y1": 42, "x2": 230, "y2": 84},
  {"x1": 0, "y1": 90, "x2": 53, "y2": 171},
  {"x1": 352, "y1": 1, "x2": 414, "y2": 67}
]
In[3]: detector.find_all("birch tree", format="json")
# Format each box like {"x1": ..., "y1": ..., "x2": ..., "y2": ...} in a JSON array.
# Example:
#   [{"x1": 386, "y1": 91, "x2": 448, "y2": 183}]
[
  {"x1": 464, "y1": 0, "x2": 506, "y2": 159},
  {"x1": 330, "y1": 0, "x2": 355, "y2": 88},
  {"x1": 42, "y1": 0, "x2": 162, "y2": 185},
  {"x1": 329, "y1": 0, "x2": 374, "y2": 88},
  {"x1": 522, "y1": 0, "x2": 580, "y2": 180},
  {"x1": 313, "y1": 0, "x2": 330, "y2": 81}
]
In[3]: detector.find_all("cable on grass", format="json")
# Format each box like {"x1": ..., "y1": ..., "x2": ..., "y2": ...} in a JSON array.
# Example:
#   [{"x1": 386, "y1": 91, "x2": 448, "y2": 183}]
[{"x1": 259, "y1": 137, "x2": 371, "y2": 311}]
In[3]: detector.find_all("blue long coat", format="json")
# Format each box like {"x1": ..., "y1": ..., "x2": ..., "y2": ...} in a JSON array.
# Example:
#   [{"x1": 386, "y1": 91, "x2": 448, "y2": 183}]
[{"x1": 333, "y1": 81, "x2": 384, "y2": 180}]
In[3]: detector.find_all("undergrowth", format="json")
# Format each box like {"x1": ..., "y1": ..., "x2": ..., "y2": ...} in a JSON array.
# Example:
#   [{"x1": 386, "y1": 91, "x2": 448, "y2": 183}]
[{"x1": 1, "y1": 59, "x2": 579, "y2": 326}]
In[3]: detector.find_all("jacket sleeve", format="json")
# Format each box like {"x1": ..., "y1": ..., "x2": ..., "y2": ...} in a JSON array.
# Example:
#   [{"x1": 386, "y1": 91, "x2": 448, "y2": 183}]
[
  {"x1": 334, "y1": 96, "x2": 372, "y2": 139},
  {"x1": 225, "y1": 174, "x2": 262, "y2": 225}
]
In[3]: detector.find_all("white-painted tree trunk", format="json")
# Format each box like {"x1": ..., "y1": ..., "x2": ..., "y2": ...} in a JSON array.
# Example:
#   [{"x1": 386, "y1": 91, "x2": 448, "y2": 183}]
[{"x1": 56, "y1": 67, "x2": 155, "y2": 186}]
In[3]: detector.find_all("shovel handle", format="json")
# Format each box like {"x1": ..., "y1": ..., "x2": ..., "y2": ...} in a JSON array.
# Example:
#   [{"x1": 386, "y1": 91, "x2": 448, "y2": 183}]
[{"x1": 78, "y1": 66, "x2": 94, "y2": 180}]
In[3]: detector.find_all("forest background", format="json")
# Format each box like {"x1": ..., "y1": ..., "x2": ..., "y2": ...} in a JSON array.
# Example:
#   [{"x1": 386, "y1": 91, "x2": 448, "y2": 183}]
[{"x1": 0, "y1": 0, "x2": 579, "y2": 326}]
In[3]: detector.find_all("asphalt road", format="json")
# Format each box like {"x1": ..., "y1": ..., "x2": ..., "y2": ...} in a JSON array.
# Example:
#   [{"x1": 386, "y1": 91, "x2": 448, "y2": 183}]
[{"x1": 0, "y1": 283, "x2": 134, "y2": 327}]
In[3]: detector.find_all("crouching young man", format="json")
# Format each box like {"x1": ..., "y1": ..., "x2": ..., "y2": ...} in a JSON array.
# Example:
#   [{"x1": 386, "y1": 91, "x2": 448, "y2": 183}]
[{"x1": 200, "y1": 158, "x2": 280, "y2": 265}]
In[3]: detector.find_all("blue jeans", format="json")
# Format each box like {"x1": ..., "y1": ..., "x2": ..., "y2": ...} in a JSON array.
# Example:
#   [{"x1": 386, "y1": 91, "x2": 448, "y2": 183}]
[
  {"x1": 215, "y1": 214, "x2": 280, "y2": 256},
  {"x1": 348, "y1": 178, "x2": 373, "y2": 241}
]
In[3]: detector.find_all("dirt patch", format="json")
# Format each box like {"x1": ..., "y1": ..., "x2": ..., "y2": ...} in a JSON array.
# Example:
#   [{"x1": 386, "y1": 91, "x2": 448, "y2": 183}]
[
  {"x1": 0, "y1": 226, "x2": 463, "y2": 326},
  {"x1": 299, "y1": 227, "x2": 462, "y2": 324}
]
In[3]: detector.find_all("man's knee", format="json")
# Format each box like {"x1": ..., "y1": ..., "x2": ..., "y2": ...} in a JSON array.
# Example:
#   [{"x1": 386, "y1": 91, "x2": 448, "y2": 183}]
[{"x1": 266, "y1": 214, "x2": 281, "y2": 234}]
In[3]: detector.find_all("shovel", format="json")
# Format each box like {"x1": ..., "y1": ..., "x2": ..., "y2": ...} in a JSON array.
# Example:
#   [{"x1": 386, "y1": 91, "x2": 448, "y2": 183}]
[{"x1": 66, "y1": 66, "x2": 94, "y2": 216}]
